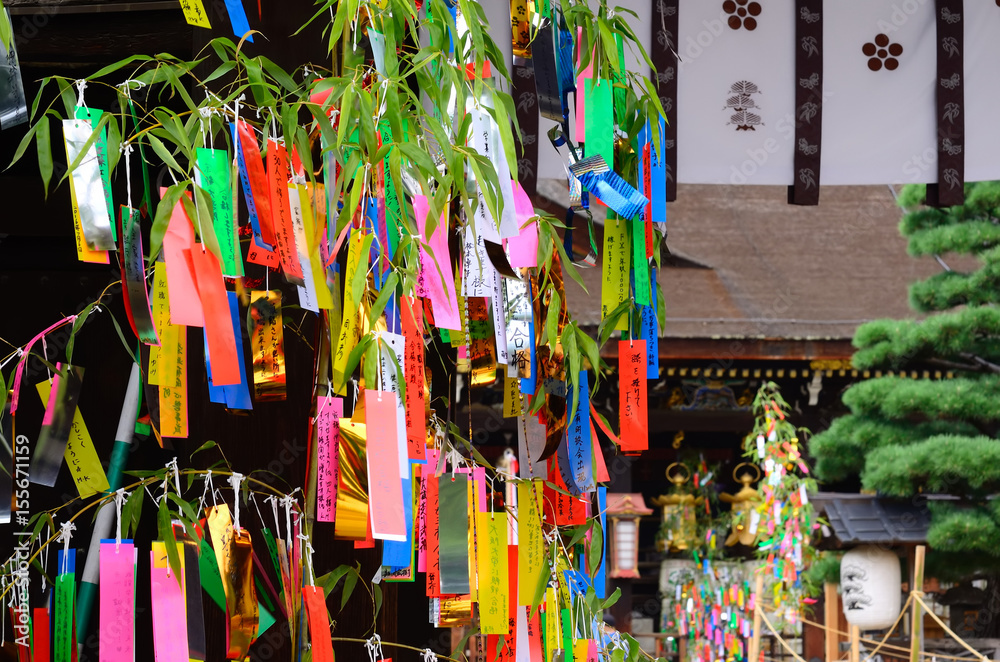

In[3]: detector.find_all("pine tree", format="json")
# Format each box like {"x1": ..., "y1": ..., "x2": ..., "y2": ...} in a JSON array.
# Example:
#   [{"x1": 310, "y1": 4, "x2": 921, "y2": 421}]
[{"x1": 810, "y1": 182, "x2": 1000, "y2": 632}]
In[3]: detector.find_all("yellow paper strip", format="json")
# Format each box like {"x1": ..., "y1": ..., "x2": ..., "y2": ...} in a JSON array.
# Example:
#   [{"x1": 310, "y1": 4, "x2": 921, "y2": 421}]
[
  {"x1": 517, "y1": 480, "x2": 545, "y2": 607},
  {"x1": 179, "y1": 0, "x2": 211, "y2": 28},
  {"x1": 299, "y1": 183, "x2": 334, "y2": 310},
  {"x1": 36, "y1": 381, "x2": 109, "y2": 498},
  {"x1": 159, "y1": 323, "x2": 188, "y2": 439},
  {"x1": 545, "y1": 587, "x2": 560, "y2": 662},
  {"x1": 148, "y1": 262, "x2": 171, "y2": 386},
  {"x1": 503, "y1": 376, "x2": 521, "y2": 418},
  {"x1": 600, "y1": 213, "x2": 630, "y2": 331},
  {"x1": 476, "y1": 511, "x2": 509, "y2": 635},
  {"x1": 332, "y1": 230, "x2": 367, "y2": 394}
]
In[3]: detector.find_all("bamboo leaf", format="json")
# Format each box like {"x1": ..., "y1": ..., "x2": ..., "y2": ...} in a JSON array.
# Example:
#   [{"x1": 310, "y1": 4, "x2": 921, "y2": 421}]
[
  {"x1": 157, "y1": 497, "x2": 183, "y2": 587},
  {"x1": 150, "y1": 183, "x2": 187, "y2": 263},
  {"x1": 36, "y1": 115, "x2": 53, "y2": 197},
  {"x1": 340, "y1": 566, "x2": 359, "y2": 611},
  {"x1": 368, "y1": 272, "x2": 399, "y2": 326}
]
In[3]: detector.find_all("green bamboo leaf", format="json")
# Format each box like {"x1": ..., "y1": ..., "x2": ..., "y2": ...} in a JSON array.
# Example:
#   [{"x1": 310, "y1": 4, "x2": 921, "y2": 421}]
[
  {"x1": 0, "y1": 8, "x2": 12, "y2": 54},
  {"x1": 190, "y1": 439, "x2": 218, "y2": 459},
  {"x1": 150, "y1": 183, "x2": 187, "y2": 263},
  {"x1": 7, "y1": 121, "x2": 37, "y2": 169},
  {"x1": 340, "y1": 566, "x2": 359, "y2": 611},
  {"x1": 368, "y1": 272, "x2": 399, "y2": 326},
  {"x1": 373, "y1": 581, "x2": 383, "y2": 620},
  {"x1": 88, "y1": 54, "x2": 154, "y2": 81},
  {"x1": 36, "y1": 115, "x2": 53, "y2": 198},
  {"x1": 66, "y1": 301, "x2": 98, "y2": 363},
  {"x1": 350, "y1": 232, "x2": 375, "y2": 307},
  {"x1": 316, "y1": 563, "x2": 352, "y2": 599},
  {"x1": 588, "y1": 518, "x2": 604, "y2": 576},
  {"x1": 157, "y1": 497, "x2": 183, "y2": 587},
  {"x1": 146, "y1": 134, "x2": 184, "y2": 175},
  {"x1": 344, "y1": 335, "x2": 372, "y2": 384},
  {"x1": 107, "y1": 308, "x2": 139, "y2": 366}
]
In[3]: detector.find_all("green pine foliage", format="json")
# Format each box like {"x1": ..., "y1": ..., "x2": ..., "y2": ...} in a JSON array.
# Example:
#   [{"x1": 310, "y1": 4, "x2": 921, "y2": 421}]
[{"x1": 810, "y1": 181, "x2": 1000, "y2": 576}]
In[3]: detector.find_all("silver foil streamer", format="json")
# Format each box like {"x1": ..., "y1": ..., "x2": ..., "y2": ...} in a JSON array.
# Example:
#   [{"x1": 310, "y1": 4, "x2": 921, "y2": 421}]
[
  {"x1": 63, "y1": 119, "x2": 115, "y2": 251},
  {"x1": 0, "y1": 16, "x2": 27, "y2": 130},
  {"x1": 503, "y1": 276, "x2": 532, "y2": 379}
]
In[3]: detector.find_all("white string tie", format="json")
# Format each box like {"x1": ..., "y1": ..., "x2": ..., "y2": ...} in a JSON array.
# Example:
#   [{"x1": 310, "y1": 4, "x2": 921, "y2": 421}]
[
  {"x1": 56, "y1": 522, "x2": 76, "y2": 575},
  {"x1": 228, "y1": 472, "x2": 245, "y2": 531}
]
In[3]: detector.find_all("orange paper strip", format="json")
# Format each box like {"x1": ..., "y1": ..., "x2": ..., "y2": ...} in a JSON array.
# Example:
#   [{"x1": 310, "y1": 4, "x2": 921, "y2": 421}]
[
  {"x1": 302, "y1": 587, "x2": 334, "y2": 662},
  {"x1": 188, "y1": 247, "x2": 240, "y2": 386},
  {"x1": 402, "y1": 296, "x2": 427, "y2": 462},
  {"x1": 266, "y1": 139, "x2": 304, "y2": 284}
]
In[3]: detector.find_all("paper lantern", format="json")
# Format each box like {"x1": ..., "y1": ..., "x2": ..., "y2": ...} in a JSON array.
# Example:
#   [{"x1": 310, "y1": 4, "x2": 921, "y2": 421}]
[
  {"x1": 840, "y1": 545, "x2": 902, "y2": 630},
  {"x1": 607, "y1": 493, "x2": 653, "y2": 579}
]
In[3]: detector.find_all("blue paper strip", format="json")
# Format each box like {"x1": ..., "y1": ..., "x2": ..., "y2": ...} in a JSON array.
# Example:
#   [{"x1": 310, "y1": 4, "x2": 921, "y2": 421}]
[
  {"x1": 230, "y1": 123, "x2": 272, "y2": 251},
  {"x1": 57, "y1": 548, "x2": 76, "y2": 575},
  {"x1": 203, "y1": 329, "x2": 226, "y2": 404},
  {"x1": 650, "y1": 118, "x2": 667, "y2": 226},
  {"x1": 643, "y1": 267, "x2": 659, "y2": 378},
  {"x1": 520, "y1": 280, "x2": 537, "y2": 395},
  {"x1": 223, "y1": 0, "x2": 254, "y2": 42},
  {"x1": 381, "y1": 474, "x2": 413, "y2": 571},
  {"x1": 596, "y1": 487, "x2": 607, "y2": 598},
  {"x1": 222, "y1": 291, "x2": 253, "y2": 410},
  {"x1": 566, "y1": 371, "x2": 594, "y2": 493},
  {"x1": 569, "y1": 156, "x2": 648, "y2": 220}
]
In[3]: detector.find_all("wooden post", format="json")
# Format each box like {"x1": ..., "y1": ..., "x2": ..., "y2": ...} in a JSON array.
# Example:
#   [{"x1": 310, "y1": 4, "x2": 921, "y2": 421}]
[
  {"x1": 825, "y1": 582, "x2": 840, "y2": 662},
  {"x1": 749, "y1": 571, "x2": 765, "y2": 662},
  {"x1": 850, "y1": 625, "x2": 860, "y2": 662},
  {"x1": 910, "y1": 545, "x2": 926, "y2": 662}
]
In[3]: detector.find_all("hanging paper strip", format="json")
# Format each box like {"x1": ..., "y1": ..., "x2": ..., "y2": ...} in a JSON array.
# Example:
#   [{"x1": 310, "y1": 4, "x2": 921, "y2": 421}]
[
  {"x1": 55, "y1": 549, "x2": 76, "y2": 662},
  {"x1": 584, "y1": 79, "x2": 614, "y2": 170},
  {"x1": 35, "y1": 380, "x2": 108, "y2": 498},
  {"x1": 570, "y1": 156, "x2": 647, "y2": 220},
  {"x1": 512, "y1": 59, "x2": 539, "y2": 195},
  {"x1": 504, "y1": 276, "x2": 533, "y2": 379},
  {"x1": 413, "y1": 195, "x2": 461, "y2": 330},
  {"x1": 492, "y1": 271, "x2": 510, "y2": 367},
  {"x1": 33, "y1": 607, "x2": 50, "y2": 662},
  {"x1": 425, "y1": 459, "x2": 442, "y2": 596},
  {"x1": 526, "y1": 608, "x2": 543, "y2": 662},
  {"x1": 438, "y1": 473, "x2": 471, "y2": 595},
  {"x1": 179, "y1": 0, "x2": 211, "y2": 27},
  {"x1": 470, "y1": 101, "x2": 519, "y2": 241},
  {"x1": 222, "y1": 0, "x2": 253, "y2": 41},
  {"x1": 477, "y1": 511, "x2": 509, "y2": 634},
  {"x1": 206, "y1": 505, "x2": 259, "y2": 657},
  {"x1": 365, "y1": 389, "x2": 406, "y2": 541},
  {"x1": 219, "y1": 291, "x2": 252, "y2": 410},
  {"x1": 31, "y1": 364, "x2": 84, "y2": 487},
  {"x1": 301, "y1": 182, "x2": 335, "y2": 309},
  {"x1": 266, "y1": 138, "x2": 304, "y2": 285},
  {"x1": 641, "y1": 266, "x2": 659, "y2": 379},
  {"x1": 618, "y1": 340, "x2": 649, "y2": 454},
  {"x1": 651, "y1": 0, "x2": 678, "y2": 201},
  {"x1": 332, "y1": 229, "x2": 369, "y2": 394},
  {"x1": 790, "y1": 0, "x2": 824, "y2": 205},
  {"x1": 402, "y1": 297, "x2": 427, "y2": 462},
  {"x1": 287, "y1": 182, "x2": 319, "y2": 312},
  {"x1": 189, "y1": 246, "x2": 240, "y2": 386},
  {"x1": 517, "y1": 480, "x2": 545, "y2": 606},
  {"x1": 462, "y1": 221, "x2": 496, "y2": 298},
  {"x1": 547, "y1": 454, "x2": 585, "y2": 526},
  {"x1": 600, "y1": 214, "x2": 629, "y2": 332},
  {"x1": 179, "y1": 534, "x2": 207, "y2": 662},
  {"x1": 232, "y1": 121, "x2": 274, "y2": 249},
  {"x1": 335, "y1": 417, "x2": 369, "y2": 540},
  {"x1": 75, "y1": 107, "x2": 115, "y2": 241},
  {"x1": 198, "y1": 537, "x2": 276, "y2": 637},
  {"x1": 468, "y1": 297, "x2": 498, "y2": 386},
  {"x1": 532, "y1": 19, "x2": 562, "y2": 121},
  {"x1": 158, "y1": 293, "x2": 189, "y2": 439},
  {"x1": 0, "y1": 16, "x2": 28, "y2": 130},
  {"x1": 302, "y1": 587, "x2": 334, "y2": 662},
  {"x1": 161, "y1": 190, "x2": 204, "y2": 327},
  {"x1": 596, "y1": 487, "x2": 607, "y2": 598},
  {"x1": 927, "y1": 0, "x2": 964, "y2": 207},
  {"x1": 377, "y1": 332, "x2": 409, "y2": 479},
  {"x1": 566, "y1": 371, "x2": 595, "y2": 494},
  {"x1": 196, "y1": 147, "x2": 242, "y2": 277},
  {"x1": 507, "y1": 182, "x2": 538, "y2": 269},
  {"x1": 150, "y1": 542, "x2": 189, "y2": 662},
  {"x1": 63, "y1": 118, "x2": 114, "y2": 251},
  {"x1": 248, "y1": 289, "x2": 287, "y2": 401},
  {"x1": 68, "y1": 158, "x2": 109, "y2": 264},
  {"x1": 120, "y1": 206, "x2": 159, "y2": 344},
  {"x1": 517, "y1": 400, "x2": 546, "y2": 480},
  {"x1": 316, "y1": 395, "x2": 343, "y2": 523}
]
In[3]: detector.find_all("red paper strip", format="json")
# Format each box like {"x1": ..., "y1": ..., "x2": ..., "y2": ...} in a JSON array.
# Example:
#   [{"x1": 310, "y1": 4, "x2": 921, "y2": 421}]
[
  {"x1": 643, "y1": 142, "x2": 654, "y2": 259},
  {"x1": 365, "y1": 390, "x2": 406, "y2": 541},
  {"x1": 246, "y1": 233, "x2": 279, "y2": 268},
  {"x1": 527, "y1": 608, "x2": 543, "y2": 662},
  {"x1": 266, "y1": 139, "x2": 304, "y2": 284},
  {"x1": 188, "y1": 247, "x2": 240, "y2": 386},
  {"x1": 402, "y1": 296, "x2": 427, "y2": 461},
  {"x1": 34, "y1": 608, "x2": 50, "y2": 662},
  {"x1": 545, "y1": 457, "x2": 585, "y2": 526},
  {"x1": 236, "y1": 120, "x2": 276, "y2": 246},
  {"x1": 426, "y1": 463, "x2": 441, "y2": 597},
  {"x1": 589, "y1": 419, "x2": 610, "y2": 483},
  {"x1": 316, "y1": 396, "x2": 343, "y2": 522},
  {"x1": 161, "y1": 188, "x2": 204, "y2": 327},
  {"x1": 618, "y1": 340, "x2": 648, "y2": 453},
  {"x1": 303, "y1": 587, "x2": 335, "y2": 662}
]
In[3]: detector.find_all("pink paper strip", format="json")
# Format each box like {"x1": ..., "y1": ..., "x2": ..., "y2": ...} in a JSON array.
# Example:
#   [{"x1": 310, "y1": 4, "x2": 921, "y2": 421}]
[
  {"x1": 316, "y1": 396, "x2": 344, "y2": 523},
  {"x1": 10, "y1": 316, "x2": 75, "y2": 415},
  {"x1": 365, "y1": 390, "x2": 407, "y2": 541},
  {"x1": 412, "y1": 195, "x2": 461, "y2": 331},
  {"x1": 506, "y1": 182, "x2": 538, "y2": 268},
  {"x1": 161, "y1": 189, "x2": 205, "y2": 327},
  {"x1": 40, "y1": 370, "x2": 61, "y2": 426},
  {"x1": 100, "y1": 542, "x2": 135, "y2": 662},
  {"x1": 575, "y1": 28, "x2": 593, "y2": 144},
  {"x1": 473, "y1": 466, "x2": 487, "y2": 513},
  {"x1": 150, "y1": 552, "x2": 189, "y2": 662}
]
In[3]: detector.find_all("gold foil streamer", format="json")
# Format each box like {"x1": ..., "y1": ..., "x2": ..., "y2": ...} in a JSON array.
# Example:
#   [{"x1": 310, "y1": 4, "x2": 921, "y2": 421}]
[
  {"x1": 62, "y1": 119, "x2": 115, "y2": 251},
  {"x1": 439, "y1": 596, "x2": 473, "y2": 627},
  {"x1": 334, "y1": 417, "x2": 369, "y2": 540},
  {"x1": 207, "y1": 505, "x2": 259, "y2": 658},
  {"x1": 511, "y1": 0, "x2": 533, "y2": 58},
  {"x1": 248, "y1": 290, "x2": 287, "y2": 402},
  {"x1": 467, "y1": 298, "x2": 497, "y2": 387}
]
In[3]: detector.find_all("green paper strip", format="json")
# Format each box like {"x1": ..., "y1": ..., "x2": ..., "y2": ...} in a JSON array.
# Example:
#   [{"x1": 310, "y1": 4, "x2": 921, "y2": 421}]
[
  {"x1": 195, "y1": 147, "x2": 242, "y2": 277},
  {"x1": 632, "y1": 219, "x2": 650, "y2": 306},
  {"x1": 198, "y1": 538, "x2": 275, "y2": 635},
  {"x1": 613, "y1": 35, "x2": 627, "y2": 123},
  {"x1": 378, "y1": 122, "x2": 402, "y2": 255},
  {"x1": 584, "y1": 79, "x2": 613, "y2": 171},
  {"x1": 75, "y1": 106, "x2": 115, "y2": 242},
  {"x1": 562, "y1": 608, "x2": 574, "y2": 662},
  {"x1": 55, "y1": 572, "x2": 75, "y2": 662}
]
